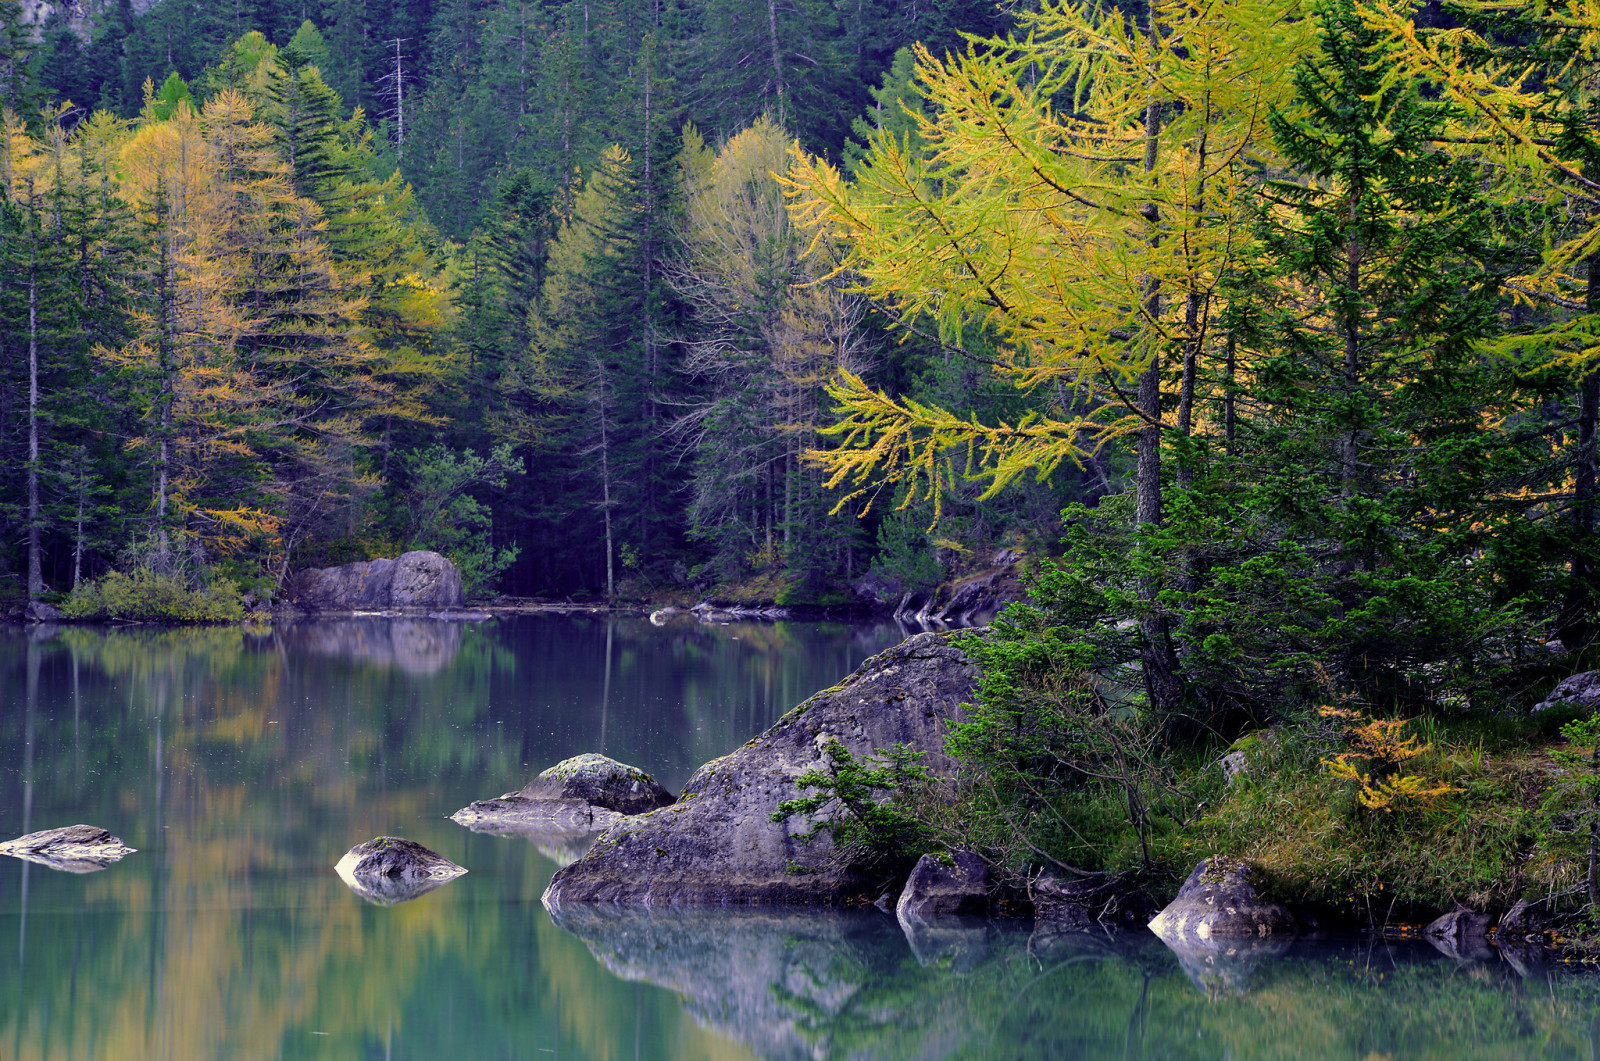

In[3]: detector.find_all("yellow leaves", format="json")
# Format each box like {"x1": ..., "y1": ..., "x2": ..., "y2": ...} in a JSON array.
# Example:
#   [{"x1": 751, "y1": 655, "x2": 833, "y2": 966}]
[
  {"x1": 781, "y1": 0, "x2": 1312, "y2": 514},
  {"x1": 814, "y1": 370, "x2": 1140, "y2": 520},
  {"x1": 1319, "y1": 706, "x2": 1461, "y2": 813}
]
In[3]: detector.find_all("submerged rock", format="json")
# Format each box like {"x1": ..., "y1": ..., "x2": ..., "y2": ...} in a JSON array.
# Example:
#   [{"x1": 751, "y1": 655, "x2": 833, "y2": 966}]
[
  {"x1": 334, "y1": 837, "x2": 466, "y2": 906},
  {"x1": 0, "y1": 824, "x2": 135, "y2": 874},
  {"x1": 1147, "y1": 858, "x2": 1297, "y2": 945},
  {"x1": 542, "y1": 630, "x2": 979, "y2": 907},
  {"x1": 287, "y1": 550, "x2": 464, "y2": 611},
  {"x1": 896, "y1": 850, "x2": 990, "y2": 924}
]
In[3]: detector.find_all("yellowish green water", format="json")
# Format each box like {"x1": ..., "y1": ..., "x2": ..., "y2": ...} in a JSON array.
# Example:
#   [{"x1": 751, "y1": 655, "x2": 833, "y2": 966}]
[{"x1": 0, "y1": 616, "x2": 1596, "y2": 1060}]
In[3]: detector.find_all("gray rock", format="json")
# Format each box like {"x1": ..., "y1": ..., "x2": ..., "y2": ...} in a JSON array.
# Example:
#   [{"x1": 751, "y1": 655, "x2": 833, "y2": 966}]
[
  {"x1": 1147, "y1": 858, "x2": 1297, "y2": 945},
  {"x1": 1424, "y1": 907, "x2": 1495, "y2": 962},
  {"x1": 0, "y1": 824, "x2": 135, "y2": 873},
  {"x1": 288, "y1": 550, "x2": 464, "y2": 611},
  {"x1": 391, "y1": 551, "x2": 464, "y2": 607},
  {"x1": 542, "y1": 630, "x2": 979, "y2": 907},
  {"x1": 452, "y1": 753, "x2": 673, "y2": 837},
  {"x1": 517, "y1": 753, "x2": 675, "y2": 815},
  {"x1": 1219, "y1": 750, "x2": 1250, "y2": 783},
  {"x1": 334, "y1": 837, "x2": 466, "y2": 906},
  {"x1": 896, "y1": 850, "x2": 990, "y2": 923},
  {"x1": 1533, "y1": 670, "x2": 1600, "y2": 713},
  {"x1": 24, "y1": 600, "x2": 61, "y2": 624}
]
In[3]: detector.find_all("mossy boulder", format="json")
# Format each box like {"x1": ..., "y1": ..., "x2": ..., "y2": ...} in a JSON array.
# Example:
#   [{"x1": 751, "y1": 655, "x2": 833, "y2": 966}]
[{"x1": 542, "y1": 630, "x2": 978, "y2": 907}]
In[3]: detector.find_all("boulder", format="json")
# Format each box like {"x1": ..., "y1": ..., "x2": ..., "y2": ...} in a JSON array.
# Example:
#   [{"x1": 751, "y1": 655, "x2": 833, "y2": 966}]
[
  {"x1": 288, "y1": 550, "x2": 463, "y2": 611},
  {"x1": 24, "y1": 600, "x2": 61, "y2": 624},
  {"x1": 518, "y1": 753, "x2": 675, "y2": 815},
  {"x1": 541, "y1": 630, "x2": 979, "y2": 907},
  {"x1": 334, "y1": 836, "x2": 466, "y2": 906},
  {"x1": 1423, "y1": 907, "x2": 1495, "y2": 962},
  {"x1": 1534, "y1": 670, "x2": 1600, "y2": 713},
  {"x1": 896, "y1": 850, "x2": 990, "y2": 923},
  {"x1": 0, "y1": 824, "x2": 135, "y2": 874},
  {"x1": 451, "y1": 753, "x2": 674, "y2": 835},
  {"x1": 391, "y1": 551, "x2": 464, "y2": 607},
  {"x1": 1147, "y1": 858, "x2": 1297, "y2": 945}
]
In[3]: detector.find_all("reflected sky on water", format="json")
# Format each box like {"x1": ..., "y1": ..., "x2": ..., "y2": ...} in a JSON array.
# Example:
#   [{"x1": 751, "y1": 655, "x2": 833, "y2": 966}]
[{"x1": 0, "y1": 615, "x2": 1597, "y2": 1060}]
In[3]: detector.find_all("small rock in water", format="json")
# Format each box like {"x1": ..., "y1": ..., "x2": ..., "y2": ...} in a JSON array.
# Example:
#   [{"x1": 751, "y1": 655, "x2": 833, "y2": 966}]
[
  {"x1": 0, "y1": 824, "x2": 136, "y2": 874},
  {"x1": 1147, "y1": 858, "x2": 1297, "y2": 945},
  {"x1": 517, "y1": 753, "x2": 675, "y2": 815},
  {"x1": 335, "y1": 837, "x2": 467, "y2": 906}
]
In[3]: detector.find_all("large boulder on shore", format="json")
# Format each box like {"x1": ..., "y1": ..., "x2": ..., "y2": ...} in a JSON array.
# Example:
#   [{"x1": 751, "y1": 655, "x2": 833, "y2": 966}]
[
  {"x1": 896, "y1": 850, "x2": 990, "y2": 923},
  {"x1": 542, "y1": 630, "x2": 979, "y2": 907},
  {"x1": 287, "y1": 550, "x2": 464, "y2": 611},
  {"x1": 1533, "y1": 670, "x2": 1600, "y2": 713}
]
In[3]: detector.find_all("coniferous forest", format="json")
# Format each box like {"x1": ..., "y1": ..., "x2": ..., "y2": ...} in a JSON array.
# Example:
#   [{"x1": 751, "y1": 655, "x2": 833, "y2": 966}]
[
  {"x1": 17, "y1": 0, "x2": 1600, "y2": 952},
  {"x1": 0, "y1": 0, "x2": 1597, "y2": 690},
  {"x1": 0, "y1": 0, "x2": 1053, "y2": 612}
]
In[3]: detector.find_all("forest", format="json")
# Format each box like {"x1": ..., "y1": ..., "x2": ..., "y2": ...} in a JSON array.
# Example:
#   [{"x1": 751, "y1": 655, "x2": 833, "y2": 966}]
[
  {"x1": 9, "y1": 0, "x2": 1600, "y2": 943},
  {"x1": 0, "y1": 0, "x2": 1596, "y2": 679},
  {"x1": 0, "y1": 0, "x2": 1062, "y2": 613}
]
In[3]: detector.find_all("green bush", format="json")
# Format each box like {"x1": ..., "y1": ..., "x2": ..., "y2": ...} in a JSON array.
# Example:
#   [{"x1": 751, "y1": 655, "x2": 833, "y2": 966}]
[{"x1": 61, "y1": 569, "x2": 246, "y2": 622}]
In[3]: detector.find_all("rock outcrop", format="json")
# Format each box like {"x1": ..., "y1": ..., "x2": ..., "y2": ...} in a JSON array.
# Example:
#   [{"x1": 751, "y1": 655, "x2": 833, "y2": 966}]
[
  {"x1": 24, "y1": 600, "x2": 61, "y2": 624},
  {"x1": 0, "y1": 824, "x2": 136, "y2": 874},
  {"x1": 287, "y1": 551, "x2": 464, "y2": 612},
  {"x1": 334, "y1": 836, "x2": 467, "y2": 906},
  {"x1": 1533, "y1": 670, "x2": 1600, "y2": 713},
  {"x1": 1147, "y1": 858, "x2": 1297, "y2": 945},
  {"x1": 541, "y1": 630, "x2": 979, "y2": 907},
  {"x1": 1424, "y1": 907, "x2": 1496, "y2": 962},
  {"x1": 451, "y1": 753, "x2": 675, "y2": 835}
]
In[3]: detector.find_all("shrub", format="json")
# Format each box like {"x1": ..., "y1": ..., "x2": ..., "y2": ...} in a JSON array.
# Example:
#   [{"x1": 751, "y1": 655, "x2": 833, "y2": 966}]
[{"x1": 61, "y1": 569, "x2": 246, "y2": 622}]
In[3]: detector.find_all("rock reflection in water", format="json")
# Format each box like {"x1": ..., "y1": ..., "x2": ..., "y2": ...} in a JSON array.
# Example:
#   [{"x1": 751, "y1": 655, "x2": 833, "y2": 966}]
[
  {"x1": 550, "y1": 905, "x2": 939, "y2": 1061},
  {"x1": 451, "y1": 814, "x2": 606, "y2": 866},
  {"x1": 279, "y1": 618, "x2": 463, "y2": 674}
]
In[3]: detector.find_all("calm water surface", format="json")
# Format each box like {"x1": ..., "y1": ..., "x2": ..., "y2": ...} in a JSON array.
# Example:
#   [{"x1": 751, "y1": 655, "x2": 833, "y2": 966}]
[{"x1": 1, "y1": 615, "x2": 1597, "y2": 1060}]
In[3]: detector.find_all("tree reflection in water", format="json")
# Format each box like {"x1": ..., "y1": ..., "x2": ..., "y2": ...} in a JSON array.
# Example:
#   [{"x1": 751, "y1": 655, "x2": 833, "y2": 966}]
[{"x1": 0, "y1": 618, "x2": 1596, "y2": 1060}]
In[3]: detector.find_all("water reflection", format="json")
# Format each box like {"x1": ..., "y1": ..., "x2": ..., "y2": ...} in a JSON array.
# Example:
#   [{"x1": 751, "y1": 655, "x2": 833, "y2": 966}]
[{"x1": 2, "y1": 618, "x2": 1598, "y2": 1060}]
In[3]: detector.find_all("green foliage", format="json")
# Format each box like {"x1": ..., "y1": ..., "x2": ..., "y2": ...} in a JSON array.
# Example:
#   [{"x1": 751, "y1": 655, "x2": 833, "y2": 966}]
[
  {"x1": 62, "y1": 569, "x2": 246, "y2": 623},
  {"x1": 771, "y1": 739, "x2": 936, "y2": 886},
  {"x1": 398, "y1": 443, "x2": 522, "y2": 597}
]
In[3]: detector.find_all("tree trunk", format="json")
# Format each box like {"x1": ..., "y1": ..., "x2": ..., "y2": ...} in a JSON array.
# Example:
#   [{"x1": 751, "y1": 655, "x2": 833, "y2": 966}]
[
  {"x1": 766, "y1": 0, "x2": 787, "y2": 123},
  {"x1": 26, "y1": 233, "x2": 41, "y2": 601},
  {"x1": 1136, "y1": 101, "x2": 1184, "y2": 716},
  {"x1": 1564, "y1": 256, "x2": 1600, "y2": 648}
]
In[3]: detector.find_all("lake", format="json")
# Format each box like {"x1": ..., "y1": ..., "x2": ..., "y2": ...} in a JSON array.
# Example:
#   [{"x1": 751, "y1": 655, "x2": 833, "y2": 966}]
[{"x1": 1, "y1": 615, "x2": 1597, "y2": 1060}]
